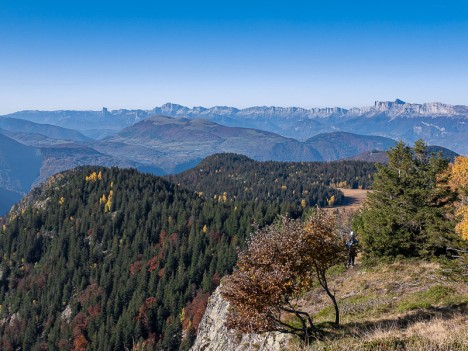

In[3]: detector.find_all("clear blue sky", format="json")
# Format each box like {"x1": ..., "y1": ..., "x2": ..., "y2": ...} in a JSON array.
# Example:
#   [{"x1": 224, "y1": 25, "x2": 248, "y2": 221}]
[{"x1": 1, "y1": 0, "x2": 467, "y2": 113}]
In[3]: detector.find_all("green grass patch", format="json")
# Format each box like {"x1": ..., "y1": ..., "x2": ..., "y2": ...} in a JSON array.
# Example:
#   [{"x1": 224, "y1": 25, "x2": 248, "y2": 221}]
[
  {"x1": 315, "y1": 294, "x2": 383, "y2": 323},
  {"x1": 327, "y1": 264, "x2": 347, "y2": 276},
  {"x1": 314, "y1": 304, "x2": 335, "y2": 322},
  {"x1": 396, "y1": 285, "x2": 459, "y2": 313}
]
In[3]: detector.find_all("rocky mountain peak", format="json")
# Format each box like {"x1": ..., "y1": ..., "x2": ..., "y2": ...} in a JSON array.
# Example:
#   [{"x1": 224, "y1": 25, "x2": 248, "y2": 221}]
[
  {"x1": 372, "y1": 99, "x2": 458, "y2": 116},
  {"x1": 374, "y1": 99, "x2": 406, "y2": 110},
  {"x1": 101, "y1": 107, "x2": 109, "y2": 116},
  {"x1": 156, "y1": 103, "x2": 189, "y2": 115}
]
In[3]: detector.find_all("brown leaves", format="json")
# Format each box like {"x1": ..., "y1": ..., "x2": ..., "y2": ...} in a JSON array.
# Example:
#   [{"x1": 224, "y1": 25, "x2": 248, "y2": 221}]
[
  {"x1": 221, "y1": 209, "x2": 346, "y2": 338},
  {"x1": 181, "y1": 290, "x2": 210, "y2": 332},
  {"x1": 136, "y1": 297, "x2": 157, "y2": 329},
  {"x1": 77, "y1": 283, "x2": 104, "y2": 306},
  {"x1": 72, "y1": 312, "x2": 89, "y2": 351}
]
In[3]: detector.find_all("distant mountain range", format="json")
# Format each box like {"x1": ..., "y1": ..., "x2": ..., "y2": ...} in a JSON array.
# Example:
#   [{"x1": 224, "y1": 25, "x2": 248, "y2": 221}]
[
  {"x1": 91, "y1": 116, "x2": 400, "y2": 172},
  {"x1": 95, "y1": 115, "x2": 319, "y2": 171},
  {"x1": 151, "y1": 100, "x2": 467, "y2": 155},
  {"x1": 0, "y1": 112, "x2": 399, "y2": 177},
  {"x1": 0, "y1": 114, "x2": 458, "y2": 214},
  {"x1": 0, "y1": 99, "x2": 463, "y2": 214},
  {"x1": 0, "y1": 116, "x2": 90, "y2": 145},
  {"x1": 3, "y1": 99, "x2": 467, "y2": 154}
]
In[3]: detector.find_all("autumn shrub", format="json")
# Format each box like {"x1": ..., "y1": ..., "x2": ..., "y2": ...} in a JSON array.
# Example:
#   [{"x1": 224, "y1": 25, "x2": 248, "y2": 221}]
[{"x1": 221, "y1": 210, "x2": 347, "y2": 344}]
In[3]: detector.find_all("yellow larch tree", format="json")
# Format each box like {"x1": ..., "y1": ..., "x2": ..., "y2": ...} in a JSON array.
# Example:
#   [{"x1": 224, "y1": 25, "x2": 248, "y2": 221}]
[{"x1": 448, "y1": 156, "x2": 468, "y2": 240}]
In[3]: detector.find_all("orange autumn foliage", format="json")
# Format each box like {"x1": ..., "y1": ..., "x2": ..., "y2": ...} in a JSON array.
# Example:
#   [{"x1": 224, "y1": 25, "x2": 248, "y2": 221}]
[
  {"x1": 73, "y1": 334, "x2": 88, "y2": 351},
  {"x1": 181, "y1": 290, "x2": 210, "y2": 332},
  {"x1": 447, "y1": 156, "x2": 468, "y2": 240}
]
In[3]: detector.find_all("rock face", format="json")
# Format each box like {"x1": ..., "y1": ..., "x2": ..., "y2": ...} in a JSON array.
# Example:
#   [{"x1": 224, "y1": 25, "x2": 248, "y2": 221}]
[
  {"x1": 368, "y1": 100, "x2": 459, "y2": 117},
  {"x1": 153, "y1": 99, "x2": 467, "y2": 120},
  {"x1": 190, "y1": 286, "x2": 289, "y2": 351}
]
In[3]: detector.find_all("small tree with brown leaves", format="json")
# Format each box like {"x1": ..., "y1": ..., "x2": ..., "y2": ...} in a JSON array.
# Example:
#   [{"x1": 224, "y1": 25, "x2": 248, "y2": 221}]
[
  {"x1": 303, "y1": 210, "x2": 348, "y2": 325},
  {"x1": 221, "y1": 210, "x2": 346, "y2": 343}
]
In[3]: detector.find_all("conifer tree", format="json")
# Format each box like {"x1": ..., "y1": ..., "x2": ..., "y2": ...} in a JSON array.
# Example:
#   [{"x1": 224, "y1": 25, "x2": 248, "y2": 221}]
[{"x1": 354, "y1": 140, "x2": 457, "y2": 259}]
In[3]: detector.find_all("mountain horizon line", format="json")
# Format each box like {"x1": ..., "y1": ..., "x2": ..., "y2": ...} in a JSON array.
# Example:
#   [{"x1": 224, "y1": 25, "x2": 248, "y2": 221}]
[{"x1": 4, "y1": 99, "x2": 468, "y2": 116}]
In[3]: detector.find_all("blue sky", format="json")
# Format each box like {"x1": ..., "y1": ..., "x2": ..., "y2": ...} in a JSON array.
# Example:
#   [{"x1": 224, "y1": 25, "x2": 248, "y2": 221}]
[{"x1": 1, "y1": 0, "x2": 467, "y2": 113}]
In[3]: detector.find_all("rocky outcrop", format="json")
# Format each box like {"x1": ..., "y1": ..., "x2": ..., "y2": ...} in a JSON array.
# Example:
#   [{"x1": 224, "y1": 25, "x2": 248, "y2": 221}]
[
  {"x1": 190, "y1": 286, "x2": 289, "y2": 351},
  {"x1": 369, "y1": 99, "x2": 458, "y2": 117},
  {"x1": 152, "y1": 100, "x2": 467, "y2": 120}
]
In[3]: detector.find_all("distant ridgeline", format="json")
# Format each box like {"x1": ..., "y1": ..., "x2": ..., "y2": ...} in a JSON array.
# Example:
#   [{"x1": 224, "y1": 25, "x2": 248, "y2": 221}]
[{"x1": 0, "y1": 161, "x2": 375, "y2": 350}]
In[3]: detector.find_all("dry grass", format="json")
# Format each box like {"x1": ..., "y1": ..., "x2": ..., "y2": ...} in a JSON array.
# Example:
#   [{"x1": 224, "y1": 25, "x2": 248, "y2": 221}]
[
  {"x1": 288, "y1": 260, "x2": 468, "y2": 350},
  {"x1": 334, "y1": 188, "x2": 370, "y2": 210},
  {"x1": 302, "y1": 260, "x2": 466, "y2": 318},
  {"x1": 294, "y1": 314, "x2": 468, "y2": 351}
]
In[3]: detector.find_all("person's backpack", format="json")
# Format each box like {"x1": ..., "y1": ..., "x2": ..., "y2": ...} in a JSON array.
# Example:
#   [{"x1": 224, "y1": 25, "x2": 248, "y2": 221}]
[{"x1": 346, "y1": 237, "x2": 358, "y2": 249}]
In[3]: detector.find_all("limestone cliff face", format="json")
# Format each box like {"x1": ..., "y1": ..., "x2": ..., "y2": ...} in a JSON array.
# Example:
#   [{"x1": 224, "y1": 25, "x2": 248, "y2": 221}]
[
  {"x1": 190, "y1": 286, "x2": 289, "y2": 351},
  {"x1": 371, "y1": 99, "x2": 458, "y2": 116}
]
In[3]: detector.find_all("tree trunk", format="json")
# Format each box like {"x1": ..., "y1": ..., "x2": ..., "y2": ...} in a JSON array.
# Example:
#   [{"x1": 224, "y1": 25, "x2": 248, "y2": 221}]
[
  {"x1": 279, "y1": 306, "x2": 319, "y2": 343},
  {"x1": 316, "y1": 269, "x2": 340, "y2": 325},
  {"x1": 326, "y1": 289, "x2": 340, "y2": 325}
]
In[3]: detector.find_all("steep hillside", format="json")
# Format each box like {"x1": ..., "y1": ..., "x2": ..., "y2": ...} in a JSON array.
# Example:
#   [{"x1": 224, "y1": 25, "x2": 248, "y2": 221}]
[
  {"x1": 0, "y1": 116, "x2": 90, "y2": 144},
  {"x1": 0, "y1": 165, "x2": 343, "y2": 350},
  {"x1": 300, "y1": 260, "x2": 467, "y2": 351},
  {"x1": 305, "y1": 132, "x2": 396, "y2": 161},
  {"x1": 0, "y1": 133, "x2": 42, "y2": 213}
]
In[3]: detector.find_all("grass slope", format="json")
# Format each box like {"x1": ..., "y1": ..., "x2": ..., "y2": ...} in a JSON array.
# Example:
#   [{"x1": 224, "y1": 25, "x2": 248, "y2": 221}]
[{"x1": 292, "y1": 260, "x2": 467, "y2": 351}]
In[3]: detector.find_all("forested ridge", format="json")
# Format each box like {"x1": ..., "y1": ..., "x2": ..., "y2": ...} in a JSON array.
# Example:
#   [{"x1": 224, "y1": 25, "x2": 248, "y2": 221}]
[
  {"x1": 168, "y1": 153, "x2": 376, "y2": 208},
  {"x1": 0, "y1": 157, "x2": 373, "y2": 350},
  {"x1": 0, "y1": 167, "x2": 262, "y2": 350}
]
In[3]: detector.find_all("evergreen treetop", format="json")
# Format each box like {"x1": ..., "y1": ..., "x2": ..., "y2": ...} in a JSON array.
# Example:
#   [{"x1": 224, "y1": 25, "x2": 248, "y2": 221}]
[{"x1": 354, "y1": 140, "x2": 458, "y2": 260}]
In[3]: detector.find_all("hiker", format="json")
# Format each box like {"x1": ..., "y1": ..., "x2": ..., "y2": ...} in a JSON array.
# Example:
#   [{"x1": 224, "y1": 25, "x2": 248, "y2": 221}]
[{"x1": 346, "y1": 231, "x2": 359, "y2": 267}]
